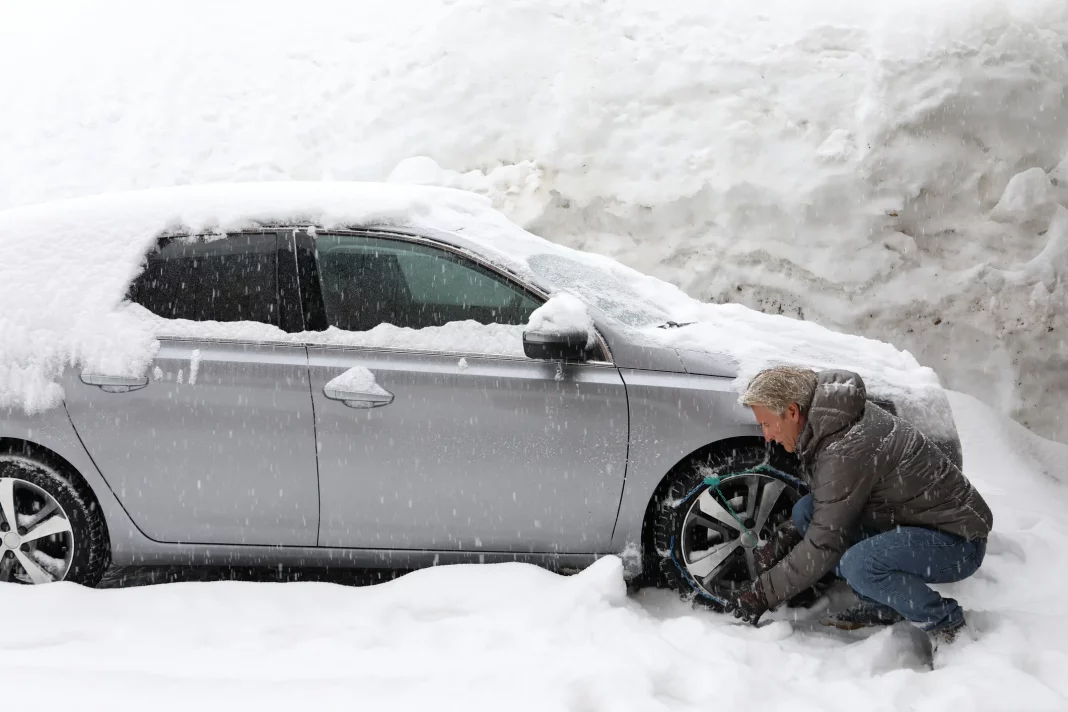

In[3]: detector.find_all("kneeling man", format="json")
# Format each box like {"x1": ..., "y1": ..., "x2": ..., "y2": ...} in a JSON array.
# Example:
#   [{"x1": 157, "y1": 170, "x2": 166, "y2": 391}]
[{"x1": 724, "y1": 367, "x2": 992, "y2": 643}]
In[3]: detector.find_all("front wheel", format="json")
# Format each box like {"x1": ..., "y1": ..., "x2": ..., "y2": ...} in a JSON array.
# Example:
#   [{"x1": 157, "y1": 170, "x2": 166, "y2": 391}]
[
  {"x1": 650, "y1": 445, "x2": 803, "y2": 606},
  {"x1": 0, "y1": 453, "x2": 110, "y2": 585}
]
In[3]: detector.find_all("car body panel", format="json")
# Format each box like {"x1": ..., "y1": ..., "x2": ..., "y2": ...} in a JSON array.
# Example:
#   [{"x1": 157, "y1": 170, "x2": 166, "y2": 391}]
[
  {"x1": 308, "y1": 345, "x2": 629, "y2": 553},
  {"x1": 100, "y1": 539, "x2": 603, "y2": 572},
  {"x1": 610, "y1": 368, "x2": 762, "y2": 553},
  {"x1": 673, "y1": 348, "x2": 738, "y2": 378},
  {"x1": 64, "y1": 339, "x2": 320, "y2": 546},
  {"x1": 0, "y1": 400, "x2": 139, "y2": 550},
  {"x1": 593, "y1": 321, "x2": 688, "y2": 373}
]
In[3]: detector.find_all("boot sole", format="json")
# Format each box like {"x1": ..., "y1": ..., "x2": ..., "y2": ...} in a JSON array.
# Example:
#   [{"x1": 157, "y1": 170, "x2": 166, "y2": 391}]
[{"x1": 819, "y1": 618, "x2": 901, "y2": 631}]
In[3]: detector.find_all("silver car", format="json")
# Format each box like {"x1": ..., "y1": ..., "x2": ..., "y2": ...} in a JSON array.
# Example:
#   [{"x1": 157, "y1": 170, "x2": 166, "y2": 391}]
[{"x1": 0, "y1": 219, "x2": 961, "y2": 604}]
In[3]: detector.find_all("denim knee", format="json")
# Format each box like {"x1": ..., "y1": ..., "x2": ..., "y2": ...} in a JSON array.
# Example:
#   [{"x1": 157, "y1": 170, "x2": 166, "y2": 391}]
[
  {"x1": 792, "y1": 494, "x2": 814, "y2": 536},
  {"x1": 837, "y1": 545, "x2": 867, "y2": 587}
]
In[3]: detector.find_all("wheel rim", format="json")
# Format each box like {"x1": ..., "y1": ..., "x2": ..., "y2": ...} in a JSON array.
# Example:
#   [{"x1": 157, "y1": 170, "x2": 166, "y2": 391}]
[
  {"x1": 680, "y1": 472, "x2": 800, "y2": 596},
  {"x1": 0, "y1": 477, "x2": 74, "y2": 584}
]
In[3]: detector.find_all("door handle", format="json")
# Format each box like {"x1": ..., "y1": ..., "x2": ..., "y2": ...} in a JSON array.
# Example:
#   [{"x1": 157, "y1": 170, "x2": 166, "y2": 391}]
[
  {"x1": 80, "y1": 373, "x2": 150, "y2": 394},
  {"x1": 323, "y1": 386, "x2": 394, "y2": 409}
]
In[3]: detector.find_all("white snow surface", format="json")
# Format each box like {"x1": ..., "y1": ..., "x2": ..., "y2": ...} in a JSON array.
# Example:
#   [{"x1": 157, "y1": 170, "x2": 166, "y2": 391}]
[
  {"x1": 1, "y1": 392, "x2": 1065, "y2": 709},
  {"x1": 3, "y1": 0, "x2": 1065, "y2": 440},
  {"x1": 0, "y1": 183, "x2": 943, "y2": 425},
  {"x1": 991, "y1": 168, "x2": 1061, "y2": 225}
]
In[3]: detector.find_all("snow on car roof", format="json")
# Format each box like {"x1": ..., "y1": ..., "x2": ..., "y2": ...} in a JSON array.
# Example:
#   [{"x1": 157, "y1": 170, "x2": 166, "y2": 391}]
[{"x1": 0, "y1": 181, "x2": 947, "y2": 435}]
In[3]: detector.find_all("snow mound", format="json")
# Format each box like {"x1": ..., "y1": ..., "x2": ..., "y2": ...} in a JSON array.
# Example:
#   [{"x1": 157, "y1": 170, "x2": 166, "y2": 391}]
[
  {"x1": 2, "y1": 394, "x2": 1065, "y2": 709},
  {"x1": 991, "y1": 167, "x2": 1060, "y2": 225}
]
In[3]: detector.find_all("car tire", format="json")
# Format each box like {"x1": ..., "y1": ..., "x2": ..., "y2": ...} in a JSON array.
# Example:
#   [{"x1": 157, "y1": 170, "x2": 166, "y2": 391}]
[
  {"x1": 649, "y1": 443, "x2": 804, "y2": 609},
  {"x1": 0, "y1": 452, "x2": 110, "y2": 586}
]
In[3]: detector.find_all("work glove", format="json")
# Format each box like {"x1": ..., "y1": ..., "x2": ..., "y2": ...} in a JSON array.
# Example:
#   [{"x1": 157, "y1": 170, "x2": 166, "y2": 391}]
[
  {"x1": 709, "y1": 579, "x2": 770, "y2": 626},
  {"x1": 753, "y1": 520, "x2": 803, "y2": 576}
]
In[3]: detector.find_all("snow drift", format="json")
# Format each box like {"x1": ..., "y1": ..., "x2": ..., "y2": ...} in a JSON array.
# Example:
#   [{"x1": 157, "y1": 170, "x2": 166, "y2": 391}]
[{"x1": 1, "y1": 392, "x2": 1065, "y2": 710}]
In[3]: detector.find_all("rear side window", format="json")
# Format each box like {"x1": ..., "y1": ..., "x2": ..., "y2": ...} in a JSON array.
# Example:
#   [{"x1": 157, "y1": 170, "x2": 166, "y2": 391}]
[
  {"x1": 314, "y1": 234, "x2": 542, "y2": 332},
  {"x1": 128, "y1": 233, "x2": 279, "y2": 325}
]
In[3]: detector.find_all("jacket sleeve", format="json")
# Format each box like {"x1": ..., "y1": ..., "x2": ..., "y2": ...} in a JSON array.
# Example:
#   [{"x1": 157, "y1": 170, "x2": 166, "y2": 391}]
[{"x1": 758, "y1": 446, "x2": 878, "y2": 608}]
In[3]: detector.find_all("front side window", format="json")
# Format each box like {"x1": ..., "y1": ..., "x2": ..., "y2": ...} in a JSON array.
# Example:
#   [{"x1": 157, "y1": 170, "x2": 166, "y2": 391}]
[
  {"x1": 314, "y1": 234, "x2": 541, "y2": 332},
  {"x1": 128, "y1": 233, "x2": 278, "y2": 325}
]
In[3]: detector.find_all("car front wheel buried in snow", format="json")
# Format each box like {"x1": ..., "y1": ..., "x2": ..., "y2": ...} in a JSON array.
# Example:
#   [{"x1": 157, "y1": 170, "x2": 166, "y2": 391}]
[{"x1": 651, "y1": 445, "x2": 803, "y2": 606}]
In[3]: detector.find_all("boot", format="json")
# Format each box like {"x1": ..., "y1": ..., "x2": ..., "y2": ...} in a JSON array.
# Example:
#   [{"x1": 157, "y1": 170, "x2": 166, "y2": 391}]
[
  {"x1": 820, "y1": 600, "x2": 905, "y2": 630},
  {"x1": 928, "y1": 619, "x2": 968, "y2": 650}
]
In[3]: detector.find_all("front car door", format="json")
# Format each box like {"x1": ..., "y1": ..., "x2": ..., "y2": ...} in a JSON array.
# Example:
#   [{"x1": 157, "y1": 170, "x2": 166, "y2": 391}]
[
  {"x1": 64, "y1": 232, "x2": 320, "y2": 546},
  {"x1": 300, "y1": 230, "x2": 629, "y2": 553}
]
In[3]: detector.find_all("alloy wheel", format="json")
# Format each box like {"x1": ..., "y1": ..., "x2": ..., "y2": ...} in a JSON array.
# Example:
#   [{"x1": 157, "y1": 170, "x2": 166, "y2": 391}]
[
  {"x1": 679, "y1": 472, "x2": 800, "y2": 595},
  {"x1": 0, "y1": 477, "x2": 75, "y2": 584}
]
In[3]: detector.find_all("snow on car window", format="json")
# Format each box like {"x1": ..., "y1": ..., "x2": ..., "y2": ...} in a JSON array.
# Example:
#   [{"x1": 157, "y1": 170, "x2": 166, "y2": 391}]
[
  {"x1": 131, "y1": 305, "x2": 527, "y2": 359},
  {"x1": 527, "y1": 254, "x2": 667, "y2": 328}
]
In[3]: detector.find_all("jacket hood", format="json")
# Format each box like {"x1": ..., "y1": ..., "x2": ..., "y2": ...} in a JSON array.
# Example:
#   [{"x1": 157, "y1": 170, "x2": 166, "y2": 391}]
[{"x1": 798, "y1": 370, "x2": 867, "y2": 458}]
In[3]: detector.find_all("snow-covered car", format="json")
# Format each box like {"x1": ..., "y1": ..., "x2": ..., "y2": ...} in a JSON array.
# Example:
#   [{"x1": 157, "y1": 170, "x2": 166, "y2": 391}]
[{"x1": 0, "y1": 183, "x2": 962, "y2": 601}]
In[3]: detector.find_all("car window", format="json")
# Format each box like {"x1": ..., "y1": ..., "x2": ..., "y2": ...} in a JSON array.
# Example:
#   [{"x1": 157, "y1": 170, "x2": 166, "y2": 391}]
[
  {"x1": 314, "y1": 234, "x2": 542, "y2": 332},
  {"x1": 128, "y1": 233, "x2": 278, "y2": 325}
]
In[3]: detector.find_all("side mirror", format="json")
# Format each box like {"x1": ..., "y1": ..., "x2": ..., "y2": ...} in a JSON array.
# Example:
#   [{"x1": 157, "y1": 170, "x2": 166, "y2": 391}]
[{"x1": 523, "y1": 329, "x2": 590, "y2": 361}]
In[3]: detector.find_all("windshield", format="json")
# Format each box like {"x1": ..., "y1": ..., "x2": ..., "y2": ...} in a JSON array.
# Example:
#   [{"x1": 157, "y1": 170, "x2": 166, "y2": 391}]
[{"x1": 527, "y1": 253, "x2": 669, "y2": 328}]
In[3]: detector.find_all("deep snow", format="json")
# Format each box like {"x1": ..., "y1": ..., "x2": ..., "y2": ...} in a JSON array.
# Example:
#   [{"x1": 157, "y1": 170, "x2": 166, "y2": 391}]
[
  {"x1": 1, "y1": 0, "x2": 1066, "y2": 442},
  {"x1": 0, "y1": 391, "x2": 1064, "y2": 710}
]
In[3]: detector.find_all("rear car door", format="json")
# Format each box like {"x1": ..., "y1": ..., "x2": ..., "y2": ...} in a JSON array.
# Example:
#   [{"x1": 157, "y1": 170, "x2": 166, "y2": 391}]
[
  {"x1": 300, "y1": 230, "x2": 629, "y2": 553},
  {"x1": 64, "y1": 231, "x2": 320, "y2": 546}
]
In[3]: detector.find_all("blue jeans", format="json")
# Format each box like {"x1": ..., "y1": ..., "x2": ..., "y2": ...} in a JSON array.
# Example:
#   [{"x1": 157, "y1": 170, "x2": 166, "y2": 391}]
[{"x1": 792, "y1": 494, "x2": 987, "y2": 631}]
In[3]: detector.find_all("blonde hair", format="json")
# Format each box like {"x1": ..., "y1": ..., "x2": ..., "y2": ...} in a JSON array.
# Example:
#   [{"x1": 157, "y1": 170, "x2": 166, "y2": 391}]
[{"x1": 739, "y1": 366, "x2": 817, "y2": 415}]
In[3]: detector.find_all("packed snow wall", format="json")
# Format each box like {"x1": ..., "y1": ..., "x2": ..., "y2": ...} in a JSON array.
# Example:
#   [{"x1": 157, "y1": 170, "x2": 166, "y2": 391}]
[{"x1": 2, "y1": 0, "x2": 1066, "y2": 441}]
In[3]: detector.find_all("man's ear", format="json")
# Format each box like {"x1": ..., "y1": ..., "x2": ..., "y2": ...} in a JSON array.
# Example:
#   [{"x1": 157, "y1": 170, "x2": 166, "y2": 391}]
[{"x1": 786, "y1": 403, "x2": 801, "y2": 423}]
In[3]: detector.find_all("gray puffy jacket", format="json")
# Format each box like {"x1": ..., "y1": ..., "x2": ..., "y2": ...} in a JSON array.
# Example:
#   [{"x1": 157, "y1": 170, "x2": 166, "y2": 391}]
[{"x1": 758, "y1": 370, "x2": 993, "y2": 608}]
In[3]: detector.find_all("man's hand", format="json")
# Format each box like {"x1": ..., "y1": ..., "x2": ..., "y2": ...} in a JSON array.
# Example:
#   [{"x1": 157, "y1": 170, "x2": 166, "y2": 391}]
[
  {"x1": 753, "y1": 520, "x2": 803, "y2": 576},
  {"x1": 710, "y1": 580, "x2": 770, "y2": 625}
]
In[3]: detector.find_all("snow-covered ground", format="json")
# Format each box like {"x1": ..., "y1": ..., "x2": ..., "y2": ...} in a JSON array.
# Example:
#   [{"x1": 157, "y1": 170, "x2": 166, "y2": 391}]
[
  {"x1": 1, "y1": 0, "x2": 1066, "y2": 442},
  {"x1": 2, "y1": 392, "x2": 1064, "y2": 710}
]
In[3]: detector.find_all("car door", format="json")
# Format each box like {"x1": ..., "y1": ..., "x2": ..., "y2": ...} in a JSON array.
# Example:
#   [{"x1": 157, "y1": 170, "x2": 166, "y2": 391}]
[
  {"x1": 300, "y1": 230, "x2": 629, "y2": 553},
  {"x1": 64, "y1": 231, "x2": 320, "y2": 546}
]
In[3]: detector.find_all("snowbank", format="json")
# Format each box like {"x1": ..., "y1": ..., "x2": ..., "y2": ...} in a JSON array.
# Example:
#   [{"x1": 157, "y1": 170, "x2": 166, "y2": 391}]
[
  {"x1": 1, "y1": 393, "x2": 1065, "y2": 709},
  {"x1": 3, "y1": 0, "x2": 1063, "y2": 439}
]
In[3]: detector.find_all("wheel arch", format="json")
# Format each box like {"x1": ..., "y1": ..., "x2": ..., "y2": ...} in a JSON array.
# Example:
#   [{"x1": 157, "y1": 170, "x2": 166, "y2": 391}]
[
  {"x1": 0, "y1": 436, "x2": 113, "y2": 539},
  {"x1": 630, "y1": 436, "x2": 801, "y2": 584},
  {"x1": 0, "y1": 406, "x2": 140, "y2": 560}
]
